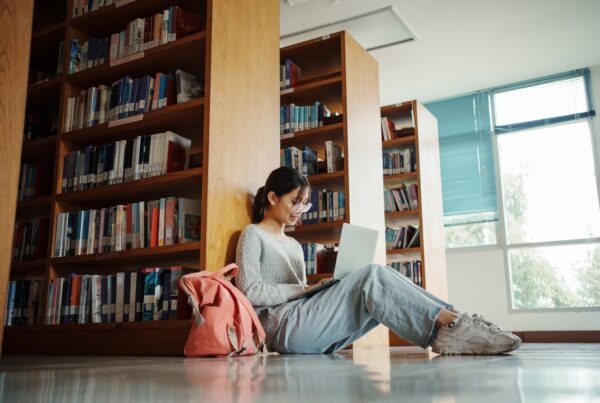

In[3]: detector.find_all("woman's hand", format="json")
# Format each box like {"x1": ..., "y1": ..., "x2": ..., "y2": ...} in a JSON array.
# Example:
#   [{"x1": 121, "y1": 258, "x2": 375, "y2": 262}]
[{"x1": 304, "y1": 277, "x2": 331, "y2": 290}]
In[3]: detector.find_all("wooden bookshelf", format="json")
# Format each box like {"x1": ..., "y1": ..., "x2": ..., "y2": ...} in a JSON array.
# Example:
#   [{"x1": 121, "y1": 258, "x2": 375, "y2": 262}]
[
  {"x1": 280, "y1": 31, "x2": 388, "y2": 348},
  {"x1": 4, "y1": 0, "x2": 280, "y2": 355},
  {"x1": 381, "y1": 100, "x2": 448, "y2": 347}
]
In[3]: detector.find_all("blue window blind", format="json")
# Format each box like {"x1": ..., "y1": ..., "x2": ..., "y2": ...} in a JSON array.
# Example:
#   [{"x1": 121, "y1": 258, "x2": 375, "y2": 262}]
[
  {"x1": 425, "y1": 91, "x2": 498, "y2": 225},
  {"x1": 492, "y1": 69, "x2": 595, "y2": 133}
]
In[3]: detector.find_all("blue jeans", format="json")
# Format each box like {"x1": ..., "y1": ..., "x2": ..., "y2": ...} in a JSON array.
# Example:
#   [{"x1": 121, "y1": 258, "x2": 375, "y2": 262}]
[{"x1": 269, "y1": 264, "x2": 453, "y2": 353}]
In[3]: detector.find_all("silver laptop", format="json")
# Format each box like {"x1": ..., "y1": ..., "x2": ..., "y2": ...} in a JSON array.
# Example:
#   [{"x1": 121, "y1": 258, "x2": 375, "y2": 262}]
[{"x1": 287, "y1": 223, "x2": 379, "y2": 301}]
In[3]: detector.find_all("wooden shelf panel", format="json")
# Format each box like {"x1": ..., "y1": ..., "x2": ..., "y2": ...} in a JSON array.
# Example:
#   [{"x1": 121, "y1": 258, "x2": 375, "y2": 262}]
[
  {"x1": 382, "y1": 134, "x2": 416, "y2": 150},
  {"x1": 385, "y1": 209, "x2": 420, "y2": 219},
  {"x1": 307, "y1": 170, "x2": 345, "y2": 191},
  {"x1": 280, "y1": 32, "x2": 342, "y2": 85},
  {"x1": 280, "y1": 122, "x2": 344, "y2": 155},
  {"x1": 67, "y1": 32, "x2": 207, "y2": 89},
  {"x1": 16, "y1": 195, "x2": 53, "y2": 220},
  {"x1": 69, "y1": 0, "x2": 205, "y2": 36},
  {"x1": 62, "y1": 98, "x2": 205, "y2": 146},
  {"x1": 22, "y1": 135, "x2": 57, "y2": 161},
  {"x1": 11, "y1": 259, "x2": 47, "y2": 274},
  {"x1": 2, "y1": 319, "x2": 191, "y2": 355},
  {"x1": 27, "y1": 78, "x2": 61, "y2": 112},
  {"x1": 386, "y1": 247, "x2": 421, "y2": 255},
  {"x1": 50, "y1": 241, "x2": 201, "y2": 271},
  {"x1": 56, "y1": 167, "x2": 202, "y2": 210},
  {"x1": 381, "y1": 101, "x2": 413, "y2": 116},
  {"x1": 280, "y1": 75, "x2": 343, "y2": 114},
  {"x1": 32, "y1": 22, "x2": 65, "y2": 43},
  {"x1": 383, "y1": 171, "x2": 418, "y2": 187}
]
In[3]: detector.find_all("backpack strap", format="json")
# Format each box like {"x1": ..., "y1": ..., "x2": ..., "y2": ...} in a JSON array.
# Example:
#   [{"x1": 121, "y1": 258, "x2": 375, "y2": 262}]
[{"x1": 213, "y1": 274, "x2": 267, "y2": 353}]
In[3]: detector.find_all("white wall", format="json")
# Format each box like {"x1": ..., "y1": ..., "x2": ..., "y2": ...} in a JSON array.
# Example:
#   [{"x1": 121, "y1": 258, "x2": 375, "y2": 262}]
[{"x1": 444, "y1": 65, "x2": 600, "y2": 331}]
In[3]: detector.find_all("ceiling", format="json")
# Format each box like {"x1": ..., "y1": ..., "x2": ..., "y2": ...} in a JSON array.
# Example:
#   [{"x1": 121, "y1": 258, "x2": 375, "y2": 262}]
[{"x1": 280, "y1": 0, "x2": 600, "y2": 105}]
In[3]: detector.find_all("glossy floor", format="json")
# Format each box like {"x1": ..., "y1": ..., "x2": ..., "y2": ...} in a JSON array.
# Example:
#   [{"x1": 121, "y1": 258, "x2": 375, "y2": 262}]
[{"x1": 1, "y1": 343, "x2": 599, "y2": 402}]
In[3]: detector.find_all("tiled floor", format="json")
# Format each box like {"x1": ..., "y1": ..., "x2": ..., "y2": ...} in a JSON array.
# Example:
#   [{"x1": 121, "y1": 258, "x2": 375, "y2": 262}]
[{"x1": 1, "y1": 344, "x2": 599, "y2": 402}]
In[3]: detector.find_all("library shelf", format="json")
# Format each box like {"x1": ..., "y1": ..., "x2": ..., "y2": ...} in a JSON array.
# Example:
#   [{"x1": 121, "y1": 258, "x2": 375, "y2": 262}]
[
  {"x1": 56, "y1": 167, "x2": 203, "y2": 209},
  {"x1": 384, "y1": 209, "x2": 420, "y2": 219},
  {"x1": 61, "y1": 98, "x2": 205, "y2": 146},
  {"x1": 280, "y1": 122, "x2": 344, "y2": 152},
  {"x1": 66, "y1": 32, "x2": 207, "y2": 89},
  {"x1": 22, "y1": 135, "x2": 57, "y2": 161},
  {"x1": 50, "y1": 241, "x2": 201, "y2": 271}
]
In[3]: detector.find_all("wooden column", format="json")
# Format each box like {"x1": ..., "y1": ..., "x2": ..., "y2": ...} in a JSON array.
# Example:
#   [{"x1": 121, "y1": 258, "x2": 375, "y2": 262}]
[
  {"x1": 202, "y1": 0, "x2": 280, "y2": 270},
  {"x1": 342, "y1": 32, "x2": 389, "y2": 348},
  {"x1": 0, "y1": 0, "x2": 34, "y2": 353}
]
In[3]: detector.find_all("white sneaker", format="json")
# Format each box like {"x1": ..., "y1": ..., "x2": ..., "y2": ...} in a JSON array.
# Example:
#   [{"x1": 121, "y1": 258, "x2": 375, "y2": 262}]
[{"x1": 432, "y1": 312, "x2": 522, "y2": 355}]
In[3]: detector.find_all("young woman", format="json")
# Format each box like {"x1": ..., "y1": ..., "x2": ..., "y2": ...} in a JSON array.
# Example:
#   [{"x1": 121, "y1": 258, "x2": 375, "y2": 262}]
[{"x1": 235, "y1": 167, "x2": 522, "y2": 355}]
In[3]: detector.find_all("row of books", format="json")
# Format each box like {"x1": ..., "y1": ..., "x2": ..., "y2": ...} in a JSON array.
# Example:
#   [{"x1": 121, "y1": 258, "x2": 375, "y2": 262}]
[
  {"x1": 61, "y1": 132, "x2": 191, "y2": 193},
  {"x1": 68, "y1": 6, "x2": 202, "y2": 74},
  {"x1": 386, "y1": 225, "x2": 420, "y2": 250},
  {"x1": 45, "y1": 268, "x2": 186, "y2": 325},
  {"x1": 281, "y1": 146, "x2": 318, "y2": 176},
  {"x1": 383, "y1": 149, "x2": 416, "y2": 176},
  {"x1": 68, "y1": 36, "x2": 110, "y2": 74},
  {"x1": 390, "y1": 260, "x2": 422, "y2": 287},
  {"x1": 299, "y1": 189, "x2": 346, "y2": 225},
  {"x1": 280, "y1": 102, "x2": 331, "y2": 135},
  {"x1": 72, "y1": 0, "x2": 114, "y2": 18},
  {"x1": 13, "y1": 218, "x2": 49, "y2": 262},
  {"x1": 279, "y1": 59, "x2": 301, "y2": 90},
  {"x1": 18, "y1": 161, "x2": 52, "y2": 201},
  {"x1": 53, "y1": 197, "x2": 200, "y2": 257},
  {"x1": 301, "y1": 243, "x2": 337, "y2": 276},
  {"x1": 23, "y1": 111, "x2": 56, "y2": 142},
  {"x1": 381, "y1": 115, "x2": 414, "y2": 141},
  {"x1": 281, "y1": 141, "x2": 344, "y2": 176},
  {"x1": 63, "y1": 69, "x2": 203, "y2": 132},
  {"x1": 4, "y1": 280, "x2": 41, "y2": 326},
  {"x1": 384, "y1": 183, "x2": 419, "y2": 213}
]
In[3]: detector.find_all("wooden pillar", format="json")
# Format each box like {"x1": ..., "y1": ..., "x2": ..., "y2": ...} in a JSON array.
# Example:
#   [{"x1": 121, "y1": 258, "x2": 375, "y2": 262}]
[
  {"x1": 203, "y1": 0, "x2": 280, "y2": 270},
  {"x1": 0, "y1": 0, "x2": 34, "y2": 353}
]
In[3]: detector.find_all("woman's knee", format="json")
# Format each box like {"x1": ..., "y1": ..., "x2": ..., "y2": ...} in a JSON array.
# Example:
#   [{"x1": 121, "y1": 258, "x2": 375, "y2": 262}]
[{"x1": 357, "y1": 263, "x2": 388, "y2": 282}]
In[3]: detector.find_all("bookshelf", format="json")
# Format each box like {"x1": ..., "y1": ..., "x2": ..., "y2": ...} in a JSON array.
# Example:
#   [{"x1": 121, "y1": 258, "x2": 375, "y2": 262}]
[
  {"x1": 4, "y1": 0, "x2": 279, "y2": 355},
  {"x1": 381, "y1": 100, "x2": 448, "y2": 346},
  {"x1": 280, "y1": 32, "x2": 389, "y2": 348}
]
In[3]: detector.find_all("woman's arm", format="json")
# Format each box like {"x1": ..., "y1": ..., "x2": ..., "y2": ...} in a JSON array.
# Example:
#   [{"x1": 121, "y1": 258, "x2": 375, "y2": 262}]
[{"x1": 235, "y1": 228, "x2": 304, "y2": 306}]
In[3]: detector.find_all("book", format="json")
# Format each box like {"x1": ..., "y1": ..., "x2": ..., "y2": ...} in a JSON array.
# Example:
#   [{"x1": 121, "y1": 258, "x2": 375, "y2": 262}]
[
  {"x1": 325, "y1": 141, "x2": 343, "y2": 173},
  {"x1": 143, "y1": 268, "x2": 158, "y2": 321},
  {"x1": 177, "y1": 198, "x2": 201, "y2": 243}
]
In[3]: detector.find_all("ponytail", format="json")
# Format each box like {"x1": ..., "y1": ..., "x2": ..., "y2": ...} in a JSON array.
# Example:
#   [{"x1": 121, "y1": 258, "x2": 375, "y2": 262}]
[{"x1": 253, "y1": 186, "x2": 267, "y2": 223}]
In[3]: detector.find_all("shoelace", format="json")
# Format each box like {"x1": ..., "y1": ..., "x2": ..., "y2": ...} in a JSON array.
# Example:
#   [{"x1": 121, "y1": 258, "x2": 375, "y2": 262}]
[{"x1": 471, "y1": 313, "x2": 503, "y2": 332}]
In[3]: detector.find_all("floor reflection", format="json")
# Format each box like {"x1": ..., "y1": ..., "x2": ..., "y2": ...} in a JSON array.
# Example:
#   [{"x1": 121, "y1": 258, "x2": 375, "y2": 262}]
[{"x1": 0, "y1": 344, "x2": 599, "y2": 403}]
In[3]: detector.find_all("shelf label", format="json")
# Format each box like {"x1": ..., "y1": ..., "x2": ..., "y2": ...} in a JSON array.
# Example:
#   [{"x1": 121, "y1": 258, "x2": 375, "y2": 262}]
[
  {"x1": 280, "y1": 133, "x2": 295, "y2": 140},
  {"x1": 284, "y1": 226, "x2": 296, "y2": 233},
  {"x1": 115, "y1": 0, "x2": 135, "y2": 8},
  {"x1": 110, "y1": 51, "x2": 144, "y2": 67},
  {"x1": 108, "y1": 114, "x2": 143, "y2": 128},
  {"x1": 280, "y1": 88, "x2": 294, "y2": 95}
]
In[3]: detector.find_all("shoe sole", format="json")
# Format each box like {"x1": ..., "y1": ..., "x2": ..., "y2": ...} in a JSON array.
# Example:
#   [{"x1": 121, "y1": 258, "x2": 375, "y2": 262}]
[{"x1": 433, "y1": 338, "x2": 522, "y2": 356}]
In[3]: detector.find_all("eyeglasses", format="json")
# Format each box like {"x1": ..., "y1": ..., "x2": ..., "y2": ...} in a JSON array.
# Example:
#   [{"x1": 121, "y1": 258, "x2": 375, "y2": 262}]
[{"x1": 289, "y1": 200, "x2": 313, "y2": 214}]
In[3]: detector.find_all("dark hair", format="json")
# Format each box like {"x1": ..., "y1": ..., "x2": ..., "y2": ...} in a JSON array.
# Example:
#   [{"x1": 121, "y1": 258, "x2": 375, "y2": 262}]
[{"x1": 253, "y1": 166, "x2": 310, "y2": 223}]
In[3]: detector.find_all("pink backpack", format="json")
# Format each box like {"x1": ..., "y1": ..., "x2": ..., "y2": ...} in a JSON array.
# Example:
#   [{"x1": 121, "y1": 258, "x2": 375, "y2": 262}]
[{"x1": 179, "y1": 263, "x2": 266, "y2": 357}]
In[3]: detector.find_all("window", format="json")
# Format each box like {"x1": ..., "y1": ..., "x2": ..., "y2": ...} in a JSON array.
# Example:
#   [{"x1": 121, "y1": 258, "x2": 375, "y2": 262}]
[
  {"x1": 492, "y1": 69, "x2": 600, "y2": 309},
  {"x1": 425, "y1": 92, "x2": 498, "y2": 248}
]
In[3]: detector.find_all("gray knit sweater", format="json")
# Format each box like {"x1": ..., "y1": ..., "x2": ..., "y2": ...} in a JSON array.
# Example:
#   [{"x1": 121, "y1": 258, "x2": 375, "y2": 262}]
[{"x1": 235, "y1": 224, "x2": 307, "y2": 345}]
